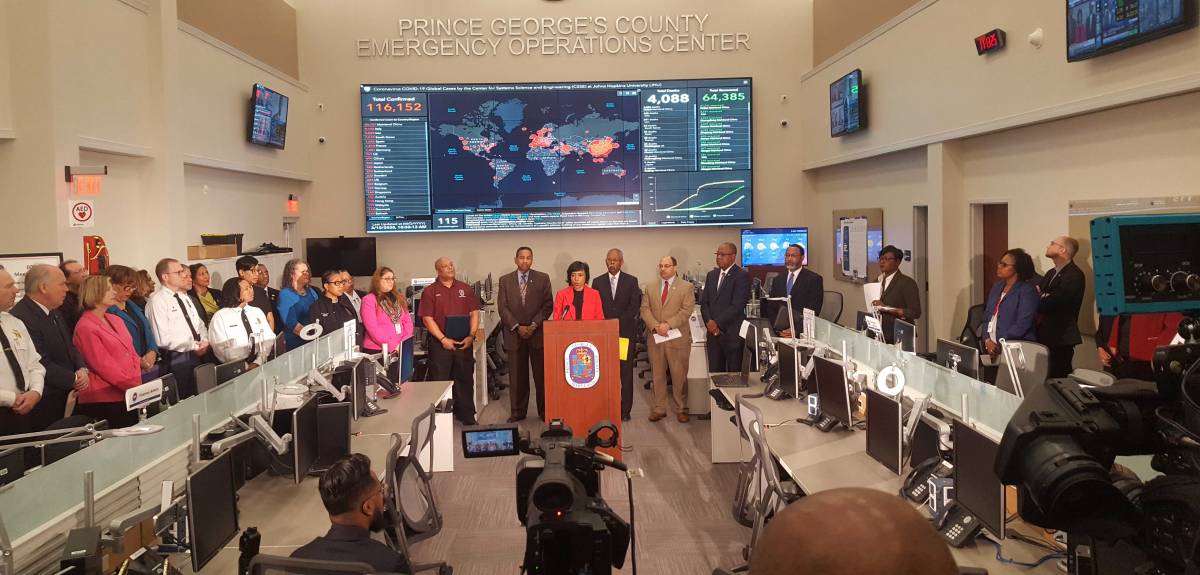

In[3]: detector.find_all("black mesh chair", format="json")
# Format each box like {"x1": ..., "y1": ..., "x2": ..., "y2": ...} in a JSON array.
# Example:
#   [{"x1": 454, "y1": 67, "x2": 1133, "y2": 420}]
[
  {"x1": 819, "y1": 291, "x2": 844, "y2": 324},
  {"x1": 959, "y1": 303, "x2": 987, "y2": 353},
  {"x1": 382, "y1": 406, "x2": 451, "y2": 575}
]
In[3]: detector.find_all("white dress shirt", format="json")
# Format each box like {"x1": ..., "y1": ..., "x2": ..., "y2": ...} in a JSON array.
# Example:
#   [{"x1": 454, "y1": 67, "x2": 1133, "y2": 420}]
[
  {"x1": 145, "y1": 287, "x2": 208, "y2": 353},
  {"x1": 608, "y1": 272, "x2": 621, "y2": 299},
  {"x1": 208, "y1": 306, "x2": 276, "y2": 365},
  {"x1": 0, "y1": 311, "x2": 46, "y2": 406},
  {"x1": 345, "y1": 290, "x2": 363, "y2": 316}
]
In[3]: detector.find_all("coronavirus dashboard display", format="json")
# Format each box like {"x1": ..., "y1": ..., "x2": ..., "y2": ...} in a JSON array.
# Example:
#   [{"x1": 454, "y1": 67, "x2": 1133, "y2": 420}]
[{"x1": 360, "y1": 78, "x2": 752, "y2": 233}]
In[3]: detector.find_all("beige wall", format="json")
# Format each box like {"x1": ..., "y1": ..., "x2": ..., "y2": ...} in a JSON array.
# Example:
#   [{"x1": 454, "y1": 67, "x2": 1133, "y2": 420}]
[
  {"x1": 800, "y1": 0, "x2": 1200, "y2": 169},
  {"x1": 295, "y1": 0, "x2": 813, "y2": 287},
  {"x1": 178, "y1": 0, "x2": 300, "y2": 80},
  {"x1": 182, "y1": 164, "x2": 298, "y2": 256},
  {"x1": 813, "y1": 0, "x2": 918, "y2": 65},
  {"x1": 0, "y1": 0, "x2": 12, "y2": 135}
]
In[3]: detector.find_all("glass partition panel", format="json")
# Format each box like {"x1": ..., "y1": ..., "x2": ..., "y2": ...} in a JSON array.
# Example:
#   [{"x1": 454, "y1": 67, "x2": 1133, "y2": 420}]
[{"x1": 0, "y1": 329, "x2": 346, "y2": 542}]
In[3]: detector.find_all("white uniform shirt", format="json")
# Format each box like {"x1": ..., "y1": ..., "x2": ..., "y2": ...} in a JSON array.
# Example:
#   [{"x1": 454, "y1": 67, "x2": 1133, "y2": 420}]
[
  {"x1": 0, "y1": 311, "x2": 46, "y2": 407},
  {"x1": 145, "y1": 288, "x2": 208, "y2": 353},
  {"x1": 208, "y1": 306, "x2": 276, "y2": 365}
]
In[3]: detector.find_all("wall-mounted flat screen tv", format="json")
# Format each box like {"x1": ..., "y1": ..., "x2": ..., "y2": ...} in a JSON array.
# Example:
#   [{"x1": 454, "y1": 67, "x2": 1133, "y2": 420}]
[
  {"x1": 1067, "y1": 0, "x2": 1196, "y2": 61},
  {"x1": 830, "y1": 69, "x2": 864, "y2": 137},
  {"x1": 306, "y1": 237, "x2": 377, "y2": 277},
  {"x1": 249, "y1": 83, "x2": 289, "y2": 149},
  {"x1": 741, "y1": 227, "x2": 809, "y2": 266},
  {"x1": 360, "y1": 78, "x2": 753, "y2": 233}
]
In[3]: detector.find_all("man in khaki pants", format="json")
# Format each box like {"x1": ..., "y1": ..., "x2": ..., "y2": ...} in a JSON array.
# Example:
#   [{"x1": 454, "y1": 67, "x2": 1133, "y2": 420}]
[{"x1": 640, "y1": 256, "x2": 695, "y2": 423}]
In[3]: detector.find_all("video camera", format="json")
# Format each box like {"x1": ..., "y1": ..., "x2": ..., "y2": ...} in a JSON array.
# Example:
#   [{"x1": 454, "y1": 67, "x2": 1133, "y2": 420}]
[
  {"x1": 996, "y1": 214, "x2": 1200, "y2": 574},
  {"x1": 462, "y1": 420, "x2": 631, "y2": 575}
]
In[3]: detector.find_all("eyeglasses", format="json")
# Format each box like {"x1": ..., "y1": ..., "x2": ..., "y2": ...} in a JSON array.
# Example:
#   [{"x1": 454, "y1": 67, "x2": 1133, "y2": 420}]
[
  {"x1": 168, "y1": 269, "x2": 188, "y2": 276},
  {"x1": 380, "y1": 276, "x2": 395, "y2": 281},
  {"x1": 714, "y1": 252, "x2": 735, "y2": 257},
  {"x1": 997, "y1": 261, "x2": 1014, "y2": 268},
  {"x1": 877, "y1": 256, "x2": 898, "y2": 262}
]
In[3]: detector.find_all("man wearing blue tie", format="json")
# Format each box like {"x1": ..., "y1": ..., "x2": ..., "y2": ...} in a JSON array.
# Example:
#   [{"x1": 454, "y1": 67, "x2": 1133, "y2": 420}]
[
  {"x1": 767, "y1": 244, "x2": 824, "y2": 337},
  {"x1": 700, "y1": 242, "x2": 751, "y2": 372}
]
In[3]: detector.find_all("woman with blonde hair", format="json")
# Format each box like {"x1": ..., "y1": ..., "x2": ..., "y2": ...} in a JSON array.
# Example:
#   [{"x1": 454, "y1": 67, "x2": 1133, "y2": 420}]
[
  {"x1": 360, "y1": 267, "x2": 414, "y2": 385},
  {"x1": 72, "y1": 276, "x2": 142, "y2": 427}
]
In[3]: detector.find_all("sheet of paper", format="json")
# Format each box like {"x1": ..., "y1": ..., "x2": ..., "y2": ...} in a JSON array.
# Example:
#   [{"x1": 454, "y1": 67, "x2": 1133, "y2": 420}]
[
  {"x1": 739, "y1": 320, "x2": 752, "y2": 339},
  {"x1": 863, "y1": 282, "x2": 882, "y2": 312},
  {"x1": 653, "y1": 328, "x2": 683, "y2": 344},
  {"x1": 618, "y1": 337, "x2": 630, "y2": 361},
  {"x1": 688, "y1": 312, "x2": 708, "y2": 341}
]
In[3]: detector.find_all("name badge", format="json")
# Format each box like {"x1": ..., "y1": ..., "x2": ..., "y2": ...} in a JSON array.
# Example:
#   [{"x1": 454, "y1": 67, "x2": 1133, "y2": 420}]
[{"x1": 395, "y1": 323, "x2": 403, "y2": 334}]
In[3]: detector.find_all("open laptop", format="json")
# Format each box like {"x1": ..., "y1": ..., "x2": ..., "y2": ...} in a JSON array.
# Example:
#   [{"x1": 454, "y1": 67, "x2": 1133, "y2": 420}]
[{"x1": 712, "y1": 339, "x2": 754, "y2": 388}]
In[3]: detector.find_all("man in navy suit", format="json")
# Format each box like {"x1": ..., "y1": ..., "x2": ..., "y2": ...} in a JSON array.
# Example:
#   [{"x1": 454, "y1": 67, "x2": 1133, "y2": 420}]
[
  {"x1": 767, "y1": 244, "x2": 824, "y2": 337},
  {"x1": 700, "y1": 242, "x2": 751, "y2": 372},
  {"x1": 592, "y1": 249, "x2": 640, "y2": 421},
  {"x1": 9, "y1": 264, "x2": 89, "y2": 431}
]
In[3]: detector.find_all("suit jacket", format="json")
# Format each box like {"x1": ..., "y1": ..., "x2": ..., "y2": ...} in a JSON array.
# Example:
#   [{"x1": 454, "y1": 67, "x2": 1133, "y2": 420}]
[
  {"x1": 699, "y1": 265, "x2": 751, "y2": 335},
  {"x1": 640, "y1": 278, "x2": 695, "y2": 351},
  {"x1": 10, "y1": 297, "x2": 86, "y2": 394},
  {"x1": 497, "y1": 269, "x2": 553, "y2": 348},
  {"x1": 766, "y1": 268, "x2": 824, "y2": 330},
  {"x1": 877, "y1": 271, "x2": 922, "y2": 340},
  {"x1": 551, "y1": 286, "x2": 605, "y2": 321},
  {"x1": 592, "y1": 272, "x2": 640, "y2": 340},
  {"x1": 1036, "y1": 261, "x2": 1085, "y2": 347},
  {"x1": 73, "y1": 312, "x2": 142, "y2": 404},
  {"x1": 982, "y1": 280, "x2": 1039, "y2": 342}
]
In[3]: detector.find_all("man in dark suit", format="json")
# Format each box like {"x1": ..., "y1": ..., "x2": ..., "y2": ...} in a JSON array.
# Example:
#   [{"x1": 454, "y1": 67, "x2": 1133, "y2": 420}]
[
  {"x1": 592, "y1": 248, "x2": 640, "y2": 421},
  {"x1": 9, "y1": 264, "x2": 89, "y2": 431},
  {"x1": 767, "y1": 244, "x2": 823, "y2": 336},
  {"x1": 700, "y1": 242, "x2": 751, "y2": 372},
  {"x1": 59, "y1": 259, "x2": 88, "y2": 333},
  {"x1": 496, "y1": 246, "x2": 553, "y2": 422},
  {"x1": 1037, "y1": 236, "x2": 1085, "y2": 378},
  {"x1": 871, "y1": 245, "x2": 922, "y2": 344}
]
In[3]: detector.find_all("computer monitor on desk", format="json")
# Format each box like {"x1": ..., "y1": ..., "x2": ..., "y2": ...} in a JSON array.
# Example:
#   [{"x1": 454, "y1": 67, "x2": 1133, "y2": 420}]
[
  {"x1": 935, "y1": 338, "x2": 979, "y2": 380},
  {"x1": 952, "y1": 422, "x2": 1005, "y2": 541},
  {"x1": 814, "y1": 355, "x2": 853, "y2": 430},
  {"x1": 864, "y1": 388, "x2": 902, "y2": 474},
  {"x1": 186, "y1": 450, "x2": 239, "y2": 572},
  {"x1": 0, "y1": 448, "x2": 24, "y2": 487},
  {"x1": 215, "y1": 359, "x2": 247, "y2": 385},
  {"x1": 894, "y1": 319, "x2": 916, "y2": 352},
  {"x1": 292, "y1": 394, "x2": 319, "y2": 484}
]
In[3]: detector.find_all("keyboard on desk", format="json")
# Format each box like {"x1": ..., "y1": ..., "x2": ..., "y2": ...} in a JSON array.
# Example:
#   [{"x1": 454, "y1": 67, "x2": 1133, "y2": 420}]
[{"x1": 712, "y1": 373, "x2": 751, "y2": 388}]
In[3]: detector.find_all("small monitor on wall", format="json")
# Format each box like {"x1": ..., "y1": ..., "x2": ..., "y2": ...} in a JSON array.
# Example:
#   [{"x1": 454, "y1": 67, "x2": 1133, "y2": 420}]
[
  {"x1": 249, "y1": 83, "x2": 289, "y2": 149},
  {"x1": 306, "y1": 237, "x2": 377, "y2": 277},
  {"x1": 740, "y1": 227, "x2": 809, "y2": 266},
  {"x1": 830, "y1": 69, "x2": 865, "y2": 137},
  {"x1": 1067, "y1": 0, "x2": 1196, "y2": 61}
]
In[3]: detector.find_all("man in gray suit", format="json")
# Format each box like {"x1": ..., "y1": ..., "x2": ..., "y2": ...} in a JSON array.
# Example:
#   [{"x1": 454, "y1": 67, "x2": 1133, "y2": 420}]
[
  {"x1": 497, "y1": 247, "x2": 553, "y2": 422},
  {"x1": 640, "y1": 256, "x2": 695, "y2": 423}
]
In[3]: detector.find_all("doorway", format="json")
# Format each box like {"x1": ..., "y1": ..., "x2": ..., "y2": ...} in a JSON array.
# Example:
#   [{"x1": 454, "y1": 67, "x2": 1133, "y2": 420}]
[
  {"x1": 972, "y1": 203, "x2": 1009, "y2": 304},
  {"x1": 912, "y1": 205, "x2": 930, "y2": 352}
]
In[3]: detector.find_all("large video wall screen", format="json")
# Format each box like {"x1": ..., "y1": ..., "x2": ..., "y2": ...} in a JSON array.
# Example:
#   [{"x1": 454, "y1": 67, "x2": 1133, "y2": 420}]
[{"x1": 361, "y1": 78, "x2": 753, "y2": 233}]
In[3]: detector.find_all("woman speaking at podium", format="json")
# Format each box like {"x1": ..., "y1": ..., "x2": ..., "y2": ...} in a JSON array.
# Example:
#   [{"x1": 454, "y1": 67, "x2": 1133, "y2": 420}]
[{"x1": 552, "y1": 261, "x2": 604, "y2": 321}]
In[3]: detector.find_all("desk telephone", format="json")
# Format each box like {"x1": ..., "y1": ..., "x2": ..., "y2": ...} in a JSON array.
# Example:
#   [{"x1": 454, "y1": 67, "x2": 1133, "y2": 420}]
[
  {"x1": 762, "y1": 362, "x2": 790, "y2": 400},
  {"x1": 938, "y1": 501, "x2": 984, "y2": 547}
]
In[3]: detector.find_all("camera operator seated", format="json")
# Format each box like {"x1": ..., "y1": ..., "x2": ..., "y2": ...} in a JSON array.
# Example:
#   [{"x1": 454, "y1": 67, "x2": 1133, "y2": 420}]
[
  {"x1": 291, "y1": 453, "x2": 412, "y2": 574},
  {"x1": 749, "y1": 487, "x2": 958, "y2": 575}
]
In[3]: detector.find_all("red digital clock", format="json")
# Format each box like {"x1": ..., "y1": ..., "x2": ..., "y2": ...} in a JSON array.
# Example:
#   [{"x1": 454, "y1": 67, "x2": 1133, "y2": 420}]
[{"x1": 974, "y1": 29, "x2": 1006, "y2": 55}]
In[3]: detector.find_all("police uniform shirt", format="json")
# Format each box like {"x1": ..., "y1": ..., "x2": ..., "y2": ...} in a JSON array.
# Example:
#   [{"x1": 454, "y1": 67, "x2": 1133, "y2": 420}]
[
  {"x1": 145, "y1": 287, "x2": 208, "y2": 353},
  {"x1": 0, "y1": 312, "x2": 46, "y2": 407},
  {"x1": 207, "y1": 306, "x2": 275, "y2": 365}
]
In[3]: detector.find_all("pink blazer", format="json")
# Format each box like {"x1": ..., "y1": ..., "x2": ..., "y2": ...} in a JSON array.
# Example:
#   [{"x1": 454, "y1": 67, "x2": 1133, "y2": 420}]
[
  {"x1": 73, "y1": 311, "x2": 142, "y2": 404},
  {"x1": 360, "y1": 292, "x2": 414, "y2": 352},
  {"x1": 552, "y1": 286, "x2": 606, "y2": 321}
]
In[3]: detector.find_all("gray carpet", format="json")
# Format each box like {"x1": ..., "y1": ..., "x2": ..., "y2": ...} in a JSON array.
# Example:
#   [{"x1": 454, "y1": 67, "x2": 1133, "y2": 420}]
[{"x1": 410, "y1": 373, "x2": 750, "y2": 574}]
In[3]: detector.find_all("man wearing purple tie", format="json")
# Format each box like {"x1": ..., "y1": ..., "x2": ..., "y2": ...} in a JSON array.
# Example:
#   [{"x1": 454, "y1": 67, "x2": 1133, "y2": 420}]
[{"x1": 496, "y1": 247, "x2": 553, "y2": 422}]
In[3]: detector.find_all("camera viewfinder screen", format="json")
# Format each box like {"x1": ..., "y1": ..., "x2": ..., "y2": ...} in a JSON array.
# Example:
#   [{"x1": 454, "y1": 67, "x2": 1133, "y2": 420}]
[{"x1": 463, "y1": 427, "x2": 519, "y2": 458}]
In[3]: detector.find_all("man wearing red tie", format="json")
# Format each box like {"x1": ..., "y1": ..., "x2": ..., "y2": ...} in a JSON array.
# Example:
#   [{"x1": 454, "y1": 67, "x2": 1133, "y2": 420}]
[
  {"x1": 496, "y1": 247, "x2": 553, "y2": 422},
  {"x1": 640, "y1": 256, "x2": 695, "y2": 423}
]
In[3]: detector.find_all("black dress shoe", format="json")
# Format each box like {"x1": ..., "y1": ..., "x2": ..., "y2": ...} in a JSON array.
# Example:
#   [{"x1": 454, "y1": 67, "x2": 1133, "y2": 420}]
[
  {"x1": 506, "y1": 415, "x2": 524, "y2": 423},
  {"x1": 459, "y1": 417, "x2": 477, "y2": 426},
  {"x1": 621, "y1": 414, "x2": 631, "y2": 422},
  {"x1": 643, "y1": 382, "x2": 651, "y2": 390}
]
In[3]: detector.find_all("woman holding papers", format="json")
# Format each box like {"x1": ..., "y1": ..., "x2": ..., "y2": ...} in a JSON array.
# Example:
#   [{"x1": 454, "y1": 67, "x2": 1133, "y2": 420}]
[
  {"x1": 869, "y1": 245, "x2": 922, "y2": 344},
  {"x1": 552, "y1": 261, "x2": 605, "y2": 321}
]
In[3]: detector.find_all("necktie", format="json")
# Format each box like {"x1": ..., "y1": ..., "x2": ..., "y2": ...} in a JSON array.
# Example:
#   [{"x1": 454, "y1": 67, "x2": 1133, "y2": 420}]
[
  {"x1": 240, "y1": 309, "x2": 256, "y2": 363},
  {"x1": 661, "y1": 280, "x2": 669, "y2": 305},
  {"x1": 519, "y1": 273, "x2": 528, "y2": 306},
  {"x1": 881, "y1": 274, "x2": 890, "y2": 295},
  {"x1": 786, "y1": 271, "x2": 796, "y2": 294},
  {"x1": 174, "y1": 293, "x2": 201, "y2": 342},
  {"x1": 610, "y1": 275, "x2": 618, "y2": 299},
  {"x1": 718, "y1": 270, "x2": 726, "y2": 292},
  {"x1": 0, "y1": 325, "x2": 26, "y2": 392}
]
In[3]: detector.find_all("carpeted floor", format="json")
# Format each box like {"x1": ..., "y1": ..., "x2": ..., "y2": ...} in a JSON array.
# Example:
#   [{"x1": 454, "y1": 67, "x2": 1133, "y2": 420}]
[{"x1": 410, "y1": 373, "x2": 749, "y2": 574}]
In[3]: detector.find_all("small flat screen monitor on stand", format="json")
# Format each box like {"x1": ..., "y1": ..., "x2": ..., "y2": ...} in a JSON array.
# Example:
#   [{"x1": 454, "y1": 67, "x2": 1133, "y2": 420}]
[
  {"x1": 186, "y1": 450, "x2": 239, "y2": 572},
  {"x1": 936, "y1": 338, "x2": 980, "y2": 380},
  {"x1": 814, "y1": 356, "x2": 853, "y2": 429},
  {"x1": 864, "y1": 388, "x2": 902, "y2": 474},
  {"x1": 291, "y1": 394, "x2": 319, "y2": 484}
]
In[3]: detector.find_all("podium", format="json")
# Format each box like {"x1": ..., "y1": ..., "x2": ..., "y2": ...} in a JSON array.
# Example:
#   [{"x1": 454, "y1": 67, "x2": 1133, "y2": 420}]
[{"x1": 543, "y1": 319, "x2": 622, "y2": 459}]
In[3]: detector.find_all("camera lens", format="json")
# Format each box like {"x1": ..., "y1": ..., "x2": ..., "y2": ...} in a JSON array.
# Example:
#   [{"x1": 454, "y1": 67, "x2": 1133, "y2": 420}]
[
  {"x1": 1016, "y1": 436, "x2": 1140, "y2": 539},
  {"x1": 532, "y1": 480, "x2": 574, "y2": 514}
]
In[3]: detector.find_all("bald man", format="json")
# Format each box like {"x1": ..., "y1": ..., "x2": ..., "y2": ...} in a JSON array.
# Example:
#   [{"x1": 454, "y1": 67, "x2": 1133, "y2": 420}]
[
  {"x1": 749, "y1": 488, "x2": 958, "y2": 575},
  {"x1": 1037, "y1": 235, "x2": 1085, "y2": 378},
  {"x1": 418, "y1": 257, "x2": 480, "y2": 425}
]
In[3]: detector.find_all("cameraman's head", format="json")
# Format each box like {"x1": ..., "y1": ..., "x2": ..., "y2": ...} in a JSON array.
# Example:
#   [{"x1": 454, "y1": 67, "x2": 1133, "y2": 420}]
[
  {"x1": 318, "y1": 453, "x2": 387, "y2": 533},
  {"x1": 750, "y1": 488, "x2": 957, "y2": 575}
]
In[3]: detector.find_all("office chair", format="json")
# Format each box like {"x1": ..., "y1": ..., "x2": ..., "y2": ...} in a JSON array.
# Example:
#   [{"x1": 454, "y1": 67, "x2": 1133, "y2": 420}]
[
  {"x1": 382, "y1": 407, "x2": 451, "y2": 575},
  {"x1": 747, "y1": 421, "x2": 801, "y2": 549},
  {"x1": 959, "y1": 304, "x2": 986, "y2": 353},
  {"x1": 1070, "y1": 368, "x2": 1116, "y2": 387},
  {"x1": 194, "y1": 362, "x2": 218, "y2": 394},
  {"x1": 731, "y1": 395, "x2": 765, "y2": 529},
  {"x1": 993, "y1": 340, "x2": 1050, "y2": 398},
  {"x1": 271, "y1": 336, "x2": 287, "y2": 360},
  {"x1": 248, "y1": 555, "x2": 379, "y2": 574},
  {"x1": 819, "y1": 291, "x2": 843, "y2": 324}
]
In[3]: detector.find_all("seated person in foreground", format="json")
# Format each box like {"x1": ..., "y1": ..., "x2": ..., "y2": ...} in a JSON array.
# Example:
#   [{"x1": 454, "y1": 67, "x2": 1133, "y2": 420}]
[
  {"x1": 749, "y1": 487, "x2": 958, "y2": 575},
  {"x1": 292, "y1": 453, "x2": 411, "y2": 574}
]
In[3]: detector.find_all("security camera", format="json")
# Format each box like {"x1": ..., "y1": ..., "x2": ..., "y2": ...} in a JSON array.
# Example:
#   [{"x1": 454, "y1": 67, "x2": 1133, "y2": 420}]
[
  {"x1": 318, "y1": 136, "x2": 326, "y2": 144},
  {"x1": 780, "y1": 120, "x2": 789, "y2": 127}
]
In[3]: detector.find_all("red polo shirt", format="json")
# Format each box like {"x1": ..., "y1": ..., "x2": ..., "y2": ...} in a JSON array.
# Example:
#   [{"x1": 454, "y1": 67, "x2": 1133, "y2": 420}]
[{"x1": 418, "y1": 280, "x2": 480, "y2": 330}]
